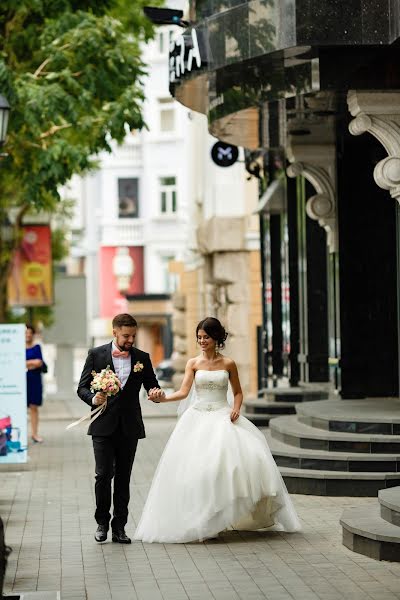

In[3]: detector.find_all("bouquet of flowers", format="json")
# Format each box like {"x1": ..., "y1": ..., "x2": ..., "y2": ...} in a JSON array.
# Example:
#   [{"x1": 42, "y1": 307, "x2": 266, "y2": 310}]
[
  {"x1": 66, "y1": 366, "x2": 121, "y2": 430},
  {"x1": 90, "y1": 366, "x2": 121, "y2": 397}
]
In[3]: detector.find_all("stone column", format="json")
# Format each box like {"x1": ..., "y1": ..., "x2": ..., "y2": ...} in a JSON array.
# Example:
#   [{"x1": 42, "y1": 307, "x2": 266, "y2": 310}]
[
  {"x1": 270, "y1": 213, "x2": 284, "y2": 376},
  {"x1": 286, "y1": 117, "x2": 336, "y2": 384},
  {"x1": 343, "y1": 90, "x2": 399, "y2": 397},
  {"x1": 286, "y1": 175, "x2": 300, "y2": 386}
]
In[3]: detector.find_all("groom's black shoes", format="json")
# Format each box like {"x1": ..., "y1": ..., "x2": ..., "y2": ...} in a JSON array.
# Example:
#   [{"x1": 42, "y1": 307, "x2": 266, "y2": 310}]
[
  {"x1": 112, "y1": 528, "x2": 131, "y2": 544},
  {"x1": 95, "y1": 525, "x2": 108, "y2": 543}
]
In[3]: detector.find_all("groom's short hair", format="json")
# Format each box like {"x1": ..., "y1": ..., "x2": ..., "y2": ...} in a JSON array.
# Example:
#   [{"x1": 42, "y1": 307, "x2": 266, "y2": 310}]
[{"x1": 112, "y1": 313, "x2": 138, "y2": 329}]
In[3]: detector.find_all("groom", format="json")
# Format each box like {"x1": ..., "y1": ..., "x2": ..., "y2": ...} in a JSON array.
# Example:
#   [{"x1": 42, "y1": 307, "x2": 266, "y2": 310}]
[{"x1": 77, "y1": 313, "x2": 165, "y2": 543}]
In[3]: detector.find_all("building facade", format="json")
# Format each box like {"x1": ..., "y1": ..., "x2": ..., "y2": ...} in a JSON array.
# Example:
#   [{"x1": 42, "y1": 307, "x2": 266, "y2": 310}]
[
  {"x1": 167, "y1": 1, "x2": 400, "y2": 521},
  {"x1": 170, "y1": 0, "x2": 400, "y2": 400}
]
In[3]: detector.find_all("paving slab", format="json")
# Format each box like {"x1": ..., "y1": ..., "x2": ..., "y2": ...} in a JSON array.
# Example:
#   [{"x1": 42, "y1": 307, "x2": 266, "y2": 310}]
[{"x1": 1, "y1": 394, "x2": 400, "y2": 599}]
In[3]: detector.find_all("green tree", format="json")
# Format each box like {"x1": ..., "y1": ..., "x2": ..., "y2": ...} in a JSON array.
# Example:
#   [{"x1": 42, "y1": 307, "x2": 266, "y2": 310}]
[{"x1": 0, "y1": 0, "x2": 158, "y2": 321}]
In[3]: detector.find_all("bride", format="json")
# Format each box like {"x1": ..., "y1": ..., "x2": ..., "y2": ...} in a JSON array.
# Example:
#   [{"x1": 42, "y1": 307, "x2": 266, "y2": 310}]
[{"x1": 134, "y1": 317, "x2": 301, "y2": 543}]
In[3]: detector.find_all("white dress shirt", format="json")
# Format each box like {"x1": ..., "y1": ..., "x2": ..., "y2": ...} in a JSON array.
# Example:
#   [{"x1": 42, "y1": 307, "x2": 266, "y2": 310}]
[{"x1": 111, "y1": 342, "x2": 131, "y2": 389}]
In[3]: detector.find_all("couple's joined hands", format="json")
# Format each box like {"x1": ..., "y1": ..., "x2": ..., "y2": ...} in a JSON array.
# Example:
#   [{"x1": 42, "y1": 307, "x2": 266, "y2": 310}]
[
  {"x1": 148, "y1": 388, "x2": 166, "y2": 403},
  {"x1": 93, "y1": 389, "x2": 166, "y2": 405}
]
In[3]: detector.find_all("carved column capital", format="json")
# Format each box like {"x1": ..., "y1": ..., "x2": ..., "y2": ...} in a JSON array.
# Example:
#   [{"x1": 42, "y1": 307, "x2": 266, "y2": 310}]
[
  {"x1": 287, "y1": 161, "x2": 338, "y2": 252},
  {"x1": 347, "y1": 90, "x2": 400, "y2": 202}
]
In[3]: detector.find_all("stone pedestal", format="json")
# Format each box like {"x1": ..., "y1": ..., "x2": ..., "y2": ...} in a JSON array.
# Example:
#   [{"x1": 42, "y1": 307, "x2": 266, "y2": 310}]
[{"x1": 53, "y1": 345, "x2": 75, "y2": 399}]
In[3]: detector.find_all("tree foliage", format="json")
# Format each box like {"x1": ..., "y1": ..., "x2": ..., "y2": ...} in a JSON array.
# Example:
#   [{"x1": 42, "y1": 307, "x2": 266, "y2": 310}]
[{"x1": 0, "y1": 0, "x2": 159, "y2": 320}]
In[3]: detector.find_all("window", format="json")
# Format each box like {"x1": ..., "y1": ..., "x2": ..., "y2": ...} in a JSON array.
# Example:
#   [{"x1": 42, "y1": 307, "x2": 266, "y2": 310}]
[
  {"x1": 159, "y1": 177, "x2": 177, "y2": 214},
  {"x1": 159, "y1": 98, "x2": 175, "y2": 132},
  {"x1": 118, "y1": 178, "x2": 139, "y2": 218},
  {"x1": 163, "y1": 255, "x2": 177, "y2": 293}
]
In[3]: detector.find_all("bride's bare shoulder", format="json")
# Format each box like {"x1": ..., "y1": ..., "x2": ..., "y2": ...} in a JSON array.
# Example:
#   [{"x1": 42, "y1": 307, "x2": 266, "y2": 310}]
[
  {"x1": 222, "y1": 357, "x2": 237, "y2": 372},
  {"x1": 186, "y1": 357, "x2": 200, "y2": 371}
]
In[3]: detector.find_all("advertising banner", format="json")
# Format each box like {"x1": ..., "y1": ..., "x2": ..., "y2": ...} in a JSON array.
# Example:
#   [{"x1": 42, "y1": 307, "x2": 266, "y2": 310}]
[
  {"x1": 8, "y1": 224, "x2": 53, "y2": 307},
  {"x1": 0, "y1": 324, "x2": 27, "y2": 463}
]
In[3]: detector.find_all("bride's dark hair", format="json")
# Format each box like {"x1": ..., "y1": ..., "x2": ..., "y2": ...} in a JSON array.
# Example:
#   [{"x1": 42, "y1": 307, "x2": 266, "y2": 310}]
[{"x1": 196, "y1": 317, "x2": 228, "y2": 349}]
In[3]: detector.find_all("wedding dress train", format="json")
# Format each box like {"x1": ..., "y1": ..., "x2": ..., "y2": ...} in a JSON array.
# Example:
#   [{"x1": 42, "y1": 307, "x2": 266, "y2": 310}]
[{"x1": 134, "y1": 370, "x2": 301, "y2": 543}]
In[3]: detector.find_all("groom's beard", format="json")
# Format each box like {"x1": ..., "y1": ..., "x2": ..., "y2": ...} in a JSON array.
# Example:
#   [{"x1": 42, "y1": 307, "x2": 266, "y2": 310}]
[{"x1": 117, "y1": 343, "x2": 133, "y2": 352}]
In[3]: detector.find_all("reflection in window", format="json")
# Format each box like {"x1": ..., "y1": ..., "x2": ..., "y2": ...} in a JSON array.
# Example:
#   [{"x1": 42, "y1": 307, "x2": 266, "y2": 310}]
[
  {"x1": 159, "y1": 177, "x2": 177, "y2": 214},
  {"x1": 157, "y1": 28, "x2": 175, "y2": 54},
  {"x1": 158, "y1": 31, "x2": 165, "y2": 53},
  {"x1": 118, "y1": 178, "x2": 139, "y2": 218}
]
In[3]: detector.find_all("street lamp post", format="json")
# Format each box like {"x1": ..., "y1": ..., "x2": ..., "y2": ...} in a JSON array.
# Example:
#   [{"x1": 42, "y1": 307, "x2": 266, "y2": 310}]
[{"x1": 0, "y1": 95, "x2": 10, "y2": 148}]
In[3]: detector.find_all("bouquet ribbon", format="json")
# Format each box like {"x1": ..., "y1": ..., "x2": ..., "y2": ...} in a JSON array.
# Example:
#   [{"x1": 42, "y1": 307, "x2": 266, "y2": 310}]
[{"x1": 66, "y1": 398, "x2": 108, "y2": 430}]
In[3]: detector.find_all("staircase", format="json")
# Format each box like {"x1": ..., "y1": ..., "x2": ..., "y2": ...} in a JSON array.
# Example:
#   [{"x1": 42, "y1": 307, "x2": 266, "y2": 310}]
[
  {"x1": 341, "y1": 486, "x2": 400, "y2": 561},
  {"x1": 266, "y1": 398, "x2": 400, "y2": 496},
  {"x1": 243, "y1": 386, "x2": 329, "y2": 426}
]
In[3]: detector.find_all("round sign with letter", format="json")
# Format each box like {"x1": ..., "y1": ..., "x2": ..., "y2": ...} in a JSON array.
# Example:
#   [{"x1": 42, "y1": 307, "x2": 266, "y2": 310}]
[{"x1": 211, "y1": 141, "x2": 239, "y2": 167}]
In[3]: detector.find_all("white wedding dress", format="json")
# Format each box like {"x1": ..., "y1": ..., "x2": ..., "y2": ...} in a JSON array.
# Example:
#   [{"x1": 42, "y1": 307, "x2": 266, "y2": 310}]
[{"x1": 134, "y1": 370, "x2": 301, "y2": 543}]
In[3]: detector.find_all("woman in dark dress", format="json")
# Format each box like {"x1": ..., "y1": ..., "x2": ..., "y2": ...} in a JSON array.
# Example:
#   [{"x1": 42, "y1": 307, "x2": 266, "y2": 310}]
[{"x1": 26, "y1": 324, "x2": 44, "y2": 443}]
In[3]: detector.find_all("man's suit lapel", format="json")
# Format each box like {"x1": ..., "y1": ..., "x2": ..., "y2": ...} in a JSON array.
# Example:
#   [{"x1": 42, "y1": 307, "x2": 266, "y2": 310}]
[{"x1": 105, "y1": 342, "x2": 115, "y2": 373}]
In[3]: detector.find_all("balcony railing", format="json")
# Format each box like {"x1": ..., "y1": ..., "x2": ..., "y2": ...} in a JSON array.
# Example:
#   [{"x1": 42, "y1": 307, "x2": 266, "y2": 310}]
[{"x1": 101, "y1": 219, "x2": 145, "y2": 246}]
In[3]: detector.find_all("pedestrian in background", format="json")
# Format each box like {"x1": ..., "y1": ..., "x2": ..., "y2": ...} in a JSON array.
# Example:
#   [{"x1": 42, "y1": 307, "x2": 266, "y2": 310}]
[{"x1": 25, "y1": 324, "x2": 45, "y2": 443}]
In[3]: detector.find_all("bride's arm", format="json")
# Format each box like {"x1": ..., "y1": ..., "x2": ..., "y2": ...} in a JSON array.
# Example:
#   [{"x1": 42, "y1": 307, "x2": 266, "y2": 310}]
[
  {"x1": 149, "y1": 360, "x2": 195, "y2": 403},
  {"x1": 228, "y1": 361, "x2": 243, "y2": 421}
]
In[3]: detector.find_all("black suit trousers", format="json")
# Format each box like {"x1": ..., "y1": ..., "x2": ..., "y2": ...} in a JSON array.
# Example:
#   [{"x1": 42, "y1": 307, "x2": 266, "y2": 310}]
[{"x1": 92, "y1": 422, "x2": 138, "y2": 530}]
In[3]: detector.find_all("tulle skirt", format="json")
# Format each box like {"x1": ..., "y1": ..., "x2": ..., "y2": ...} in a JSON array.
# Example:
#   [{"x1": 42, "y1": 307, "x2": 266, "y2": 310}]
[{"x1": 134, "y1": 405, "x2": 301, "y2": 543}]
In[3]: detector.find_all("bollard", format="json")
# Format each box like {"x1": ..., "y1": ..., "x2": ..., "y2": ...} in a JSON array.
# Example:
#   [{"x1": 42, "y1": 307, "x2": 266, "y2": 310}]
[{"x1": 0, "y1": 517, "x2": 12, "y2": 600}]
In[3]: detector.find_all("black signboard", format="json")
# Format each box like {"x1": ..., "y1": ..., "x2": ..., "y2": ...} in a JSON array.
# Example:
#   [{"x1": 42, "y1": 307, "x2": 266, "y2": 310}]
[{"x1": 211, "y1": 142, "x2": 239, "y2": 167}]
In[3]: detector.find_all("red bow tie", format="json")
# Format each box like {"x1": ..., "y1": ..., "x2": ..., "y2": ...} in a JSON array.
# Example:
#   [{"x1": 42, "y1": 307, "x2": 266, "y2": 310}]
[{"x1": 112, "y1": 349, "x2": 129, "y2": 358}]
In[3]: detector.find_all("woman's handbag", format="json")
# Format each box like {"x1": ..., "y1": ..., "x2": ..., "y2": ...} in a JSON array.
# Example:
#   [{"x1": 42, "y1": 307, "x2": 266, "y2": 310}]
[{"x1": 41, "y1": 361, "x2": 48, "y2": 374}]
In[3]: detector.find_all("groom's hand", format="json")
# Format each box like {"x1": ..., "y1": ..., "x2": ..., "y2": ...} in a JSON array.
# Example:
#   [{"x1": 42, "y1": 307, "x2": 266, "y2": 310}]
[
  {"x1": 148, "y1": 388, "x2": 165, "y2": 403},
  {"x1": 93, "y1": 392, "x2": 107, "y2": 406}
]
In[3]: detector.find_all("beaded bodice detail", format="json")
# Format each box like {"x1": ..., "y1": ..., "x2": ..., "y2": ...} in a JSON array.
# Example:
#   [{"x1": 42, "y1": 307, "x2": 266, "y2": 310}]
[{"x1": 193, "y1": 370, "x2": 229, "y2": 412}]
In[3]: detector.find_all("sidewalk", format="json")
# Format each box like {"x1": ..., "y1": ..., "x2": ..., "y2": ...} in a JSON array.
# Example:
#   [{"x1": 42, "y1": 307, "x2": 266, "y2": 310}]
[{"x1": 1, "y1": 396, "x2": 400, "y2": 600}]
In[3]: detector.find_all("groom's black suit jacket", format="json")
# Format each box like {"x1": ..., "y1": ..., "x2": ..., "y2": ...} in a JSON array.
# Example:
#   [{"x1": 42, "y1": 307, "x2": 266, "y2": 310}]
[{"x1": 77, "y1": 342, "x2": 161, "y2": 438}]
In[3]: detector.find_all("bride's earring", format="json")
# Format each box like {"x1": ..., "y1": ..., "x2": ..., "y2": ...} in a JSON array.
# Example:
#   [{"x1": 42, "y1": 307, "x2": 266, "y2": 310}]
[{"x1": 215, "y1": 343, "x2": 219, "y2": 357}]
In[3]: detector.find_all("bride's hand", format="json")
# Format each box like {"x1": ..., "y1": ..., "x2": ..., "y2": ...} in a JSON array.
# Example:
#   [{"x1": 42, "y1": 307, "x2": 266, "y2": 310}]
[
  {"x1": 148, "y1": 388, "x2": 166, "y2": 403},
  {"x1": 230, "y1": 409, "x2": 240, "y2": 422}
]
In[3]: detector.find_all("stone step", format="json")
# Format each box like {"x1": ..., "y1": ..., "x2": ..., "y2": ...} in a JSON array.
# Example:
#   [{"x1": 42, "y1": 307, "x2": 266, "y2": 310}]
[
  {"x1": 379, "y1": 486, "x2": 400, "y2": 526},
  {"x1": 263, "y1": 387, "x2": 329, "y2": 403},
  {"x1": 270, "y1": 415, "x2": 400, "y2": 453},
  {"x1": 265, "y1": 431, "x2": 400, "y2": 473},
  {"x1": 341, "y1": 504, "x2": 400, "y2": 561},
  {"x1": 296, "y1": 399, "x2": 400, "y2": 435},
  {"x1": 279, "y1": 466, "x2": 400, "y2": 496},
  {"x1": 244, "y1": 399, "x2": 297, "y2": 415},
  {"x1": 242, "y1": 413, "x2": 274, "y2": 427}
]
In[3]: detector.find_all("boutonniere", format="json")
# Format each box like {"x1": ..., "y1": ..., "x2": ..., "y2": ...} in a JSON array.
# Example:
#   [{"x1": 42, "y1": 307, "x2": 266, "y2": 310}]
[{"x1": 133, "y1": 361, "x2": 144, "y2": 373}]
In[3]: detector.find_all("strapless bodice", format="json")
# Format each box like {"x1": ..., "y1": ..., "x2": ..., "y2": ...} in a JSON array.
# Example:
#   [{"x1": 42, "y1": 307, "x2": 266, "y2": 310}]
[{"x1": 193, "y1": 370, "x2": 229, "y2": 411}]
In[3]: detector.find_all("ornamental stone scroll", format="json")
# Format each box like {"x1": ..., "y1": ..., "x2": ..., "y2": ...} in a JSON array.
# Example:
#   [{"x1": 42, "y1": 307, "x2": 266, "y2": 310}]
[
  {"x1": 286, "y1": 161, "x2": 338, "y2": 253},
  {"x1": 347, "y1": 91, "x2": 400, "y2": 203}
]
